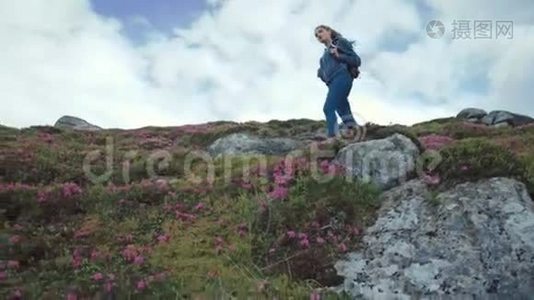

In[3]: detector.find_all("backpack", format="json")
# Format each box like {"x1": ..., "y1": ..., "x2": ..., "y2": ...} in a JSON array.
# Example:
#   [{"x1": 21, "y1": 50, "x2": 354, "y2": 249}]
[
  {"x1": 348, "y1": 64, "x2": 360, "y2": 79},
  {"x1": 346, "y1": 50, "x2": 361, "y2": 79},
  {"x1": 333, "y1": 38, "x2": 361, "y2": 79}
]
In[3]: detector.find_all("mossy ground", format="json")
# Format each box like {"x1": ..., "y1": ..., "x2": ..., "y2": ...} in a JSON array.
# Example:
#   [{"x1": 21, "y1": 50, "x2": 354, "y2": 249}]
[{"x1": 1, "y1": 118, "x2": 533, "y2": 299}]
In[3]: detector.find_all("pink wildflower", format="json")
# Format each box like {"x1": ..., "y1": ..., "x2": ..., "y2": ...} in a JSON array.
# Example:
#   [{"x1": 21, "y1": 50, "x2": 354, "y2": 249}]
[
  {"x1": 90, "y1": 249, "x2": 101, "y2": 261},
  {"x1": 136, "y1": 279, "x2": 148, "y2": 291},
  {"x1": 36, "y1": 190, "x2": 48, "y2": 203},
  {"x1": 92, "y1": 272, "x2": 104, "y2": 281},
  {"x1": 0, "y1": 271, "x2": 6, "y2": 281},
  {"x1": 194, "y1": 202, "x2": 205, "y2": 211},
  {"x1": 274, "y1": 174, "x2": 292, "y2": 185},
  {"x1": 154, "y1": 272, "x2": 168, "y2": 281},
  {"x1": 286, "y1": 231, "x2": 296, "y2": 239},
  {"x1": 66, "y1": 292, "x2": 78, "y2": 300},
  {"x1": 10, "y1": 289, "x2": 22, "y2": 300},
  {"x1": 39, "y1": 133, "x2": 54, "y2": 143},
  {"x1": 310, "y1": 290, "x2": 321, "y2": 300},
  {"x1": 299, "y1": 238, "x2": 310, "y2": 249},
  {"x1": 268, "y1": 186, "x2": 289, "y2": 200},
  {"x1": 297, "y1": 232, "x2": 308, "y2": 240},
  {"x1": 418, "y1": 134, "x2": 455, "y2": 151},
  {"x1": 71, "y1": 258, "x2": 82, "y2": 269},
  {"x1": 7, "y1": 260, "x2": 19, "y2": 270},
  {"x1": 311, "y1": 221, "x2": 321, "y2": 228},
  {"x1": 122, "y1": 245, "x2": 139, "y2": 262},
  {"x1": 175, "y1": 211, "x2": 196, "y2": 222},
  {"x1": 104, "y1": 281, "x2": 115, "y2": 292},
  {"x1": 155, "y1": 179, "x2": 169, "y2": 192},
  {"x1": 338, "y1": 243, "x2": 348, "y2": 253},
  {"x1": 62, "y1": 182, "x2": 82, "y2": 198},
  {"x1": 319, "y1": 160, "x2": 332, "y2": 174},
  {"x1": 237, "y1": 223, "x2": 248, "y2": 237},
  {"x1": 327, "y1": 230, "x2": 338, "y2": 243},
  {"x1": 316, "y1": 237, "x2": 326, "y2": 245},
  {"x1": 423, "y1": 174, "x2": 441, "y2": 186},
  {"x1": 240, "y1": 180, "x2": 253, "y2": 190},
  {"x1": 9, "y1": 235, "x2": 21, "y2": 244},
  {"x1": 347, "y1": 225, "x2": 361, "y2": 236},
  {"x1": 214, "y1": 236, "x2": 224, "y2": 245},
  {"x1": 157, "y1": 234, "x2": 170, "y2": 244},
  {"x1": 133, "y1": 255, "x2": 145, "y2": 266}
]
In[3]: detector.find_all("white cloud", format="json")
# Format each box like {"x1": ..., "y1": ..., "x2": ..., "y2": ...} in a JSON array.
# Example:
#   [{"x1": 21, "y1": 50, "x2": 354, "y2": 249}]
[{"x1": 0, "y1": 0, "x2": 533, "y2": 129}]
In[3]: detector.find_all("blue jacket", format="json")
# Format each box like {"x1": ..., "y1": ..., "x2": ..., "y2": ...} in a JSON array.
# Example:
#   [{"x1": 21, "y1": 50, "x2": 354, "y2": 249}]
[{"x1": 317, "y1": 36, "x2": 361, "y2": 85}]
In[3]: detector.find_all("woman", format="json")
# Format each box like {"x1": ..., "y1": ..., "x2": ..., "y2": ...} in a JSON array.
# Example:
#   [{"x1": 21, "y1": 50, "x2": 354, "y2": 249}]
[{"x1": 315, "y1": 25, "x2": 361, "y2": 142}]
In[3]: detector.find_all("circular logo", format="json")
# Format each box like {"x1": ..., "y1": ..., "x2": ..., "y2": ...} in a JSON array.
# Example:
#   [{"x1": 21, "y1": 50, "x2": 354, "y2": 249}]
[{"x1": 426, "y1": 20, "x2": 445, "y2": 39}]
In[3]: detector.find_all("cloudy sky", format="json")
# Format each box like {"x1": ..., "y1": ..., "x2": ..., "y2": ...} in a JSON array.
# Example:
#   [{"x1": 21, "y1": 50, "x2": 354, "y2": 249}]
[{"x1": 1, "y1": 0, "x2": 533, "y2": 129}]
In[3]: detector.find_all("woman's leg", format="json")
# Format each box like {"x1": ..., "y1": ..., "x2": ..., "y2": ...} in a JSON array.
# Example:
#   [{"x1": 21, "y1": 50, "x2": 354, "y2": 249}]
[
  {"x1": 323, "y1": 95, "x2": 338, "y2": 137},
  {"x1": 336, "y1": 75, "x2": 357, "y2": 128},
  {"x1": 323, "y1": 75, "x2": 348, "y2": 137},
  {"x1": 338, "y1": 98, "x2": 357, "y2": 128}
]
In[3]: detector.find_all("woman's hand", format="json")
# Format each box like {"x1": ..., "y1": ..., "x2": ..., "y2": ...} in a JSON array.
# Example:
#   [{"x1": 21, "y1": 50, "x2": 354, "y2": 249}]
[{"x1": 329, "y1": 45, "x2": 340, "y2": 58}]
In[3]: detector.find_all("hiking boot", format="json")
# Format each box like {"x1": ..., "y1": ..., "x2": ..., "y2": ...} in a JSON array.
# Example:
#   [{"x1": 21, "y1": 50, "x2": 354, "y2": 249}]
[{"x1": 341, "y1": 127, "x2": 356, "y2": 140}]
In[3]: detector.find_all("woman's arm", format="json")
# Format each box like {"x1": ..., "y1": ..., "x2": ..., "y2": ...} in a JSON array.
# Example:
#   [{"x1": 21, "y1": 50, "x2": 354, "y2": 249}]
[{"x1": 334, "y1": 38, "x2": 361, "y2": 67}]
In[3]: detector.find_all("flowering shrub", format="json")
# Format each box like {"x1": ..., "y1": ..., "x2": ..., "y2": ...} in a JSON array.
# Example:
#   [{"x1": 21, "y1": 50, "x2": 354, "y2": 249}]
[
  {"x1": 436, "y1": 139, "x2": 525, "y2": 185},
  {"x1": 248, "y1": 158, "x2": 379, "y2": 284},
  {"x1": 419, "y1": 134, "x2": 455, "y2": 151}
]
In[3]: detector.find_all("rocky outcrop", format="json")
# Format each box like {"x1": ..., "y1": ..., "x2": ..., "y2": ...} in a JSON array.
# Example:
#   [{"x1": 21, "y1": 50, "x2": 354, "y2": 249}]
[
  {"x1": 481, "y1": 110, "x2": 534, "y2": 127},
  {"x1": 335, "y1": 134, "x2": 420, "y2": 190},
  {"x1": 456, "y1": 108, "x2": 534, "y2": 127},
  {"x1": 335, "y1": 177, "x2": 534, "y2": 299},
  {"x1": 208, "y1": 133, "x2": 301, "y2": 157},
  {"x1": 54, "y1": 116, "x2": 102, "y2": 131},
  {"x1": 456, "y1": 108, "x2": 487, "y2": 121}
]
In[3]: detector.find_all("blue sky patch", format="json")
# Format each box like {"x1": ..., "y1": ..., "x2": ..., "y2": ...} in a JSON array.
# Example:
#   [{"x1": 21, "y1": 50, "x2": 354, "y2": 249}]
[{"x1": 90, "y1": 0, "x2": 207, "y2": 42}]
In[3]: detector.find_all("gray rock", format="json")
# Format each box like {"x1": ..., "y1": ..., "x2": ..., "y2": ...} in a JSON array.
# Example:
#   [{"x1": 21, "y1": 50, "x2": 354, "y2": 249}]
[
  {"x1": 208, "y1": 133, "x2": 301, "y2": 157},
  {"x1": 54, "y1": 115, "x2": 102, "y2": 131},
  {"x1": 481, "y1": 110, "x2": 515, "y2": 126},
  {"x1": 508, "y1": 113, "x2": 534, "y2": 126},
  {"x1": 335, "y1": 178, "x2": 534, "y2": 299},
  {"x1": 334, "y1": 134, "x2": 419, "y2": 190},
  {"x1": 492, "y1": 122, "x2": 510, "y2": 129},
  {"x1": 467, "y1": 117, "x2": 481, "y2": 123},
  {"x1": 456, "y1": 108, "x2": 487, "y2": 120},
  {"x1": 295, "y1": 128, "x2": 328, "y2": 141},
  {"x1": 481, "y1": 110, "x2": 534, "y2": 127}
]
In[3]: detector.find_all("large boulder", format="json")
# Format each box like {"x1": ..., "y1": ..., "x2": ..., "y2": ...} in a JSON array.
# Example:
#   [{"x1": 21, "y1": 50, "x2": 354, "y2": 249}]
[
  {"x1": 208, "y1": 133, "x2": 301, "y2": 157},
  {"x1": 481, "y1": 110, "x2": 534, "y2": 127},
  {"x1": 54, "y1": 115, "x2": 102, "y2": 131},
  {"x1": 335, "y1": 177, "x2": 534, "y2": 299},
  {"x1": 334, "y1": 134, "x2": 420, "y2": 190},
  {"x1": 456, "y1": 108, "x2": 487, "y2": 120}
]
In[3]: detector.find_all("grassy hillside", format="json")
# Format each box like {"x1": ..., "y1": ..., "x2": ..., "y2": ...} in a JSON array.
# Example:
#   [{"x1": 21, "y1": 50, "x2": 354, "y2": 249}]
[{"x1": 1, "y1": 118, "x2": 533, "y2": 299}]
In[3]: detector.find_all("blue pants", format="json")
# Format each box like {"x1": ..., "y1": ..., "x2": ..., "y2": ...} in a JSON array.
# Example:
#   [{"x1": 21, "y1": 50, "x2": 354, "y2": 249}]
[{"x1": 323, "y1": 70, "x2": 357, "y2": 137}]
